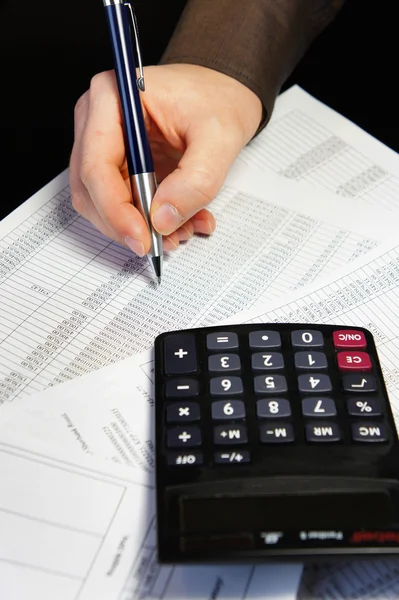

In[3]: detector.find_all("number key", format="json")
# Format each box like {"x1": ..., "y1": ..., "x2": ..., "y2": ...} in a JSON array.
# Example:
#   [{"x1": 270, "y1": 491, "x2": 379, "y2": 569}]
[
  {"x1": 257, "y1": 398, "x2": 291, "y2": 418},
  {"x1": 208, "y1": 354, "x2": 241, "y2": 373},
  {"x1": 294, "y1": 351, "x2": 327, "y2": 370},
  {"x1": 302, "y1": 398, "x2": 336, "y2": 417},
  {"x1": 254, "y1": 375, "x2": 288, "y2": 394},
  {"x1": 298, "y1": 374, "x2": 332, "y2": 394},
  {"x1": 292, "y1": 330, "x2": 324, "y2": 348},
  {"x1": 210, "y1": 376, "x2": 243, "y2": 396},
  {"x1": 252, "y1": 352, "x2": 284, "y2": 371},
  {"x1": 212, "y1": 400, "x2": 246, "y2": 420}
]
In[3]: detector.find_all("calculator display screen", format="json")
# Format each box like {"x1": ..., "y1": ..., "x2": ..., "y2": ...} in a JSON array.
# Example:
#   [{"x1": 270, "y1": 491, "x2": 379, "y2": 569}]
[{"x1": 180, "y1": 492, "x2": 394, "y2": 533}]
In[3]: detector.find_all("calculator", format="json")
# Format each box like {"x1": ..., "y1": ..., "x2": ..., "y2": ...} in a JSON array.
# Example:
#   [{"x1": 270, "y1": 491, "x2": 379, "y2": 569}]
[{"x1": 154, "y1": 324, "x2": 399, "y2": 563}]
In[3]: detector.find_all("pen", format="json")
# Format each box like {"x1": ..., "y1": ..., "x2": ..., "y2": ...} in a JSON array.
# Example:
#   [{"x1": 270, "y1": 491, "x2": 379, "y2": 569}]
[{"x1": 103, "y1": 0, "x2": 163, "y2": 284}]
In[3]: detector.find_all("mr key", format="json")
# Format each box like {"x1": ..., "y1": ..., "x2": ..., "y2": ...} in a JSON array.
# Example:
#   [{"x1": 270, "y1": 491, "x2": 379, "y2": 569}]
[{"x1": 154, "y1": 324, "x2": 399, "y2": 563}]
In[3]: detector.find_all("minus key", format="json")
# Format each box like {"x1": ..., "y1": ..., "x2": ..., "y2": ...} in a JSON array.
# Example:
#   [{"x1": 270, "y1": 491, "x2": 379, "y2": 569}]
[{"x1": 165, "y1": 379, "x2": 199, "y2": 398}]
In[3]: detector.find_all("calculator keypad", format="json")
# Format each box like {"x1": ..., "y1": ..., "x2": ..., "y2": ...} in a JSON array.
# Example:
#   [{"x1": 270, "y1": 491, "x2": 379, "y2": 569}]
[{"x1": 160, "y1": 325, "x2": 392, "y2": 468}]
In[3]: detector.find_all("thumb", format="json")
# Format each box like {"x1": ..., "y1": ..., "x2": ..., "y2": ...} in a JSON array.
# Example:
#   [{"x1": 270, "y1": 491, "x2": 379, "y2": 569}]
[{"x1": 151, "y1": 124, "x2": 243, "y2": 235}]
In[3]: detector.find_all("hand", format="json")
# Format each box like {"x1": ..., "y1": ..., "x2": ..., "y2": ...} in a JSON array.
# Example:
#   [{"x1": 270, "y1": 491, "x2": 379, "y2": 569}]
[{"x1": 70, "y1": 64, "x2": 263, "y2": 256}]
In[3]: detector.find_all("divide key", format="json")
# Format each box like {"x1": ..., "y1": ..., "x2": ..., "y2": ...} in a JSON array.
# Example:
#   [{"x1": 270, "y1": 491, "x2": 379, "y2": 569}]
[{"x1": 164, "y1": 333, "x2": 198, "y2": 375}]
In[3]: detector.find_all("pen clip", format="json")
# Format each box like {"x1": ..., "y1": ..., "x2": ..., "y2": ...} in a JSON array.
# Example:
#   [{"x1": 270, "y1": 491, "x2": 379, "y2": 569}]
[{"x1": 124, "y1": 2, "x2": 145, "y2": 92}]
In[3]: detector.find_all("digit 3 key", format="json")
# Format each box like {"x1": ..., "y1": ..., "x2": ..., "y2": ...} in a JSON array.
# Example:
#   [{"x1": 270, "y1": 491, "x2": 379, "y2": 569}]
[{"x1": 154, "y1": 324, "x2": 399, "y2": 563}]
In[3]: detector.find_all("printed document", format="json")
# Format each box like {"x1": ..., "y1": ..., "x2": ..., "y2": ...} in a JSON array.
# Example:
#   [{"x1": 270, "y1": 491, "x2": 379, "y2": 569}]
[
  {"x1": 0, "y1": 432, "x2": 302, "y2": 600},
  {"x1": 0, "y1": 163, "x2": 392, "y2": 403},
  {"x1": 6, "y1": 232, "x2": 399, "y2": 598},
  {"x1": 239, "y1": 85, "x2": 399, "y2": 208}
]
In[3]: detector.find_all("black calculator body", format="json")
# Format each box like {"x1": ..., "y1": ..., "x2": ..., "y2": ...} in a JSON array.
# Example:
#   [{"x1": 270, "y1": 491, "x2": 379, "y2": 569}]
[{"x1": 154, "y1": 324, "x2": 399, "y2": 563}]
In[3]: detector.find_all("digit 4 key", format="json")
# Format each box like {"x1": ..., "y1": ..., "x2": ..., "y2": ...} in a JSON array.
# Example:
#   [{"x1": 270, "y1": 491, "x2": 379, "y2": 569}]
[{"x1": 154, "y1": 324, "x2": 399, "y2": 563}]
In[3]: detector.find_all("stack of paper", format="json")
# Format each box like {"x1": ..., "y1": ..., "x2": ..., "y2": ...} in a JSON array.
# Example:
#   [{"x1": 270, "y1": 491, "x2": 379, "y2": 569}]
[{"x1": 1, "y1": 86, "x2": 399, "y2": 599}]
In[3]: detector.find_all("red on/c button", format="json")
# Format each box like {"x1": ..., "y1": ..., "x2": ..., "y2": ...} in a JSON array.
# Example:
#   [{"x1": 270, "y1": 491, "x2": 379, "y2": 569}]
[
  {"x1": 337, "y1": 351, "x2": 372, "y2": 371},
  {"x1": 333, "y1": 330, "x2": 367, "y2": 349}
]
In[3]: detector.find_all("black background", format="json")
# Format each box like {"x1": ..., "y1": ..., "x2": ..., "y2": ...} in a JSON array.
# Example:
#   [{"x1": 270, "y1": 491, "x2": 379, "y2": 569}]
[{"x1": 0, "y1": 0, "x2": 396, "y2": 219}]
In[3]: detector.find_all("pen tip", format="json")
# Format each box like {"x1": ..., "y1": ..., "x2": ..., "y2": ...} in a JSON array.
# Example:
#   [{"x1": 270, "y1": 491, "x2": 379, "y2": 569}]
[{"x1": 151, "y1": 256, "x2": 163, "y2": 283}]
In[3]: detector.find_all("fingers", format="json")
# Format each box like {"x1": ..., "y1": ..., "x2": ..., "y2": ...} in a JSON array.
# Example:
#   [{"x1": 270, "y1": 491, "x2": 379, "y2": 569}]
[
  {"x1": 70, "y1": 69, "x2": 219, "y2": 259},
  {"x1": 71, "y1": 72, "x2": 151, "y2": 252},
  {"x1": 150, "y1": 122, "x2": 239, "y2": 236}
]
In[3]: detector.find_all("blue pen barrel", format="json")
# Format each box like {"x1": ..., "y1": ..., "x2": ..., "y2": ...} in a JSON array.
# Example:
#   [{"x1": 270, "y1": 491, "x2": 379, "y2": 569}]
[{"x1": 104, "y1": 3, "x2": 154, "y2": 175}]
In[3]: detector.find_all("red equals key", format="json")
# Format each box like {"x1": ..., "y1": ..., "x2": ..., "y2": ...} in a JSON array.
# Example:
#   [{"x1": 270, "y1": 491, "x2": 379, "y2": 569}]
[{"x1": 337, "y1": 351, "x2": 372, "y2": 371}]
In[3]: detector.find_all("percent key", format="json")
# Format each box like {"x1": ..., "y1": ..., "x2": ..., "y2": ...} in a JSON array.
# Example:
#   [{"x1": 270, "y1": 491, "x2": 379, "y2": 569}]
[{"x1": 347, "y1": 397, "x2": 382, "y2": 416}]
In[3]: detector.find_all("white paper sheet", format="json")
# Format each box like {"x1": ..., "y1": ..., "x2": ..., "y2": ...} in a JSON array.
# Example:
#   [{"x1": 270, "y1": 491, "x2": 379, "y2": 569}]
[
  {"x1": 7, "y1": 233, "x2": 399, "y2": 599},
  {"x1": 0, "y1": 161, "x2": 392, "y2": 403},
  {"x1": 6, "y1": 232, "x2": 399, "y2": 470},
  {"x1": 239, "y1": 85, "x2": 399, "y2": 208},
  {"x1": 0, "y1": 432, "x2": 302, "y2": 600}
]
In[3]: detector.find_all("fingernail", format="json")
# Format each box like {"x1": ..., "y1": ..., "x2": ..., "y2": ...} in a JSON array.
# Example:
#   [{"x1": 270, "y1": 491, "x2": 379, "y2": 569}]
[
  {"x1": 152, "y1": 203, "x2": 183, "y2": 235},
  {"x1": 192, "y1": 219, "x2": 214, "y2": 235},
  {"x1": 124, "y1": 237, "x2": 145, "y2": 257}
]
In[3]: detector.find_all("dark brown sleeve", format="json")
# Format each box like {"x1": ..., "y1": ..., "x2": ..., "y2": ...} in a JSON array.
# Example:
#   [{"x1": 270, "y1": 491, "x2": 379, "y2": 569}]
[{"x1": 160, "y1": 0, "x2": 345, "y2": 128}]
